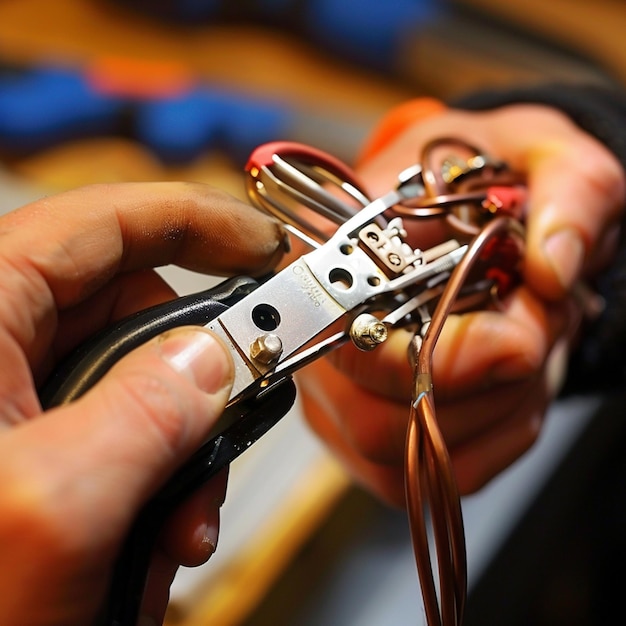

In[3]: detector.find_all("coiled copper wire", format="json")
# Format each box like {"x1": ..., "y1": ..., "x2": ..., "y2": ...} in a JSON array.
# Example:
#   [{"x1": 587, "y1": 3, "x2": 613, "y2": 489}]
[{"x1": 394, "y1": 137, "x2": 523, "y2": 237}]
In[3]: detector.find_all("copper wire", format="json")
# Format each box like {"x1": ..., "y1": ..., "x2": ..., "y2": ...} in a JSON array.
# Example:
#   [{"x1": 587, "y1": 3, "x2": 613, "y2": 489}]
[
  {"x1": 406, "y1": 217, "x2": 526, "y2": 626},
  {"x1": 393, "y1": 138, "x2": 523, "y2": 239},
  {"x1": 401, "y1": 142, "x2": 525, "y2": 625}
]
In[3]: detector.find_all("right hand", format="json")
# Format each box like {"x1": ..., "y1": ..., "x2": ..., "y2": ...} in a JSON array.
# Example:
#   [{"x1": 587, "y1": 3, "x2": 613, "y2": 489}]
[{"x1": 0, "y1": 181, "x2": 287, "y2": 625}]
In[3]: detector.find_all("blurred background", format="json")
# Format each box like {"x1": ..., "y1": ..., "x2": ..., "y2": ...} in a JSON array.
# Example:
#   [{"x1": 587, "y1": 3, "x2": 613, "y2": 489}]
[{"x1": 1, "y1": 1, "x2": 625, "y2": 624}]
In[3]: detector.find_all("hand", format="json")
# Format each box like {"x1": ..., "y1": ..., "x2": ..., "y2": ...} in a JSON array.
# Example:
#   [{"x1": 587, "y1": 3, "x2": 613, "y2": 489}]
[
  {"x1": 299, "y1": 104, "x2": 625, "y2": 504},
  {"x1": 0, "y1": 182, "x2": 286, "y2": 625}
]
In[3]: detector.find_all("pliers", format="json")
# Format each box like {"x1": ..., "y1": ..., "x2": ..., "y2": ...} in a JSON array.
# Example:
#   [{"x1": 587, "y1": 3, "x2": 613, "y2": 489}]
[{"x1": 40, "y1": 139, "x2": 525, "y2": 626}]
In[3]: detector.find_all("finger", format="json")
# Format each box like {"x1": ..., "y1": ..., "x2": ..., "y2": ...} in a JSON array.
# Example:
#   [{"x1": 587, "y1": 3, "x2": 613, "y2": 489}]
[
  {"x1": 302, "y1": 347, "x2": 550, "y2": 475},
  {"x1": 43, "y1": 269, "x2": 177, "y2": 372},
  {"x1": 159, "y1": 467, "x2": 229, "y2": 568},
  {"x1": 436, "y1": 379, "x2": 536, "y2": 448},
  {"x1": 310, "y1": 364, "x2": 549, "y2": 502},
  {"x1": 299, "y1": 364, "x2": 406, "y2": 508},
  {"x1": 524, "y1": 143, "x2": 624, "y2": 297},
  {"x1": 434, "y1": 330, "x2": 568, "y2": 453},
  {"x1": 433, "y1": 286, "x2": 565, "y2": 399},
  {"x1": 327, "y1": 327, "x2": 415, "y2": 401},
  {"x1": 132, "y1": 484, "x2": 227, "y2": 626},
  {"x1": 480, "y1": 105, "x2": 626, "y2": 298},
  {"x1": 450, "y1": 383, "x2": 548, "y2": 495},
  {"x1": 66, "y1": 269, "x2": 178, "y2": 325},
  {"x1": 0, "y1": 181, "x2": 287, "y2": 312},
  {"x1": 328, "y1": 286, "x2": 565, "y2": 402},
  {"x1": 17, "y1": 269, "x2": 182, "y2": 410},
  {"x1": 0, "y1": 327, "x2": 234, "y2": 622},
  {"x1": 306, "y1": 287, "x2": 563, "y2": 457},
  {"x1": 298, "y1": 358, "x2": 407, "y2": 460},
  {"x1": 141, "y1": 549, "x2": 179, "y2": 626},
  {"x1": 303, "y1": 358, "x2": 540, "y2": 472},
  {"x1": 0, "y1": 328, "x2": 42, "y2": 426},
  {"x1": 65, "y1": 326, "x2": 233, "y2": 523},
  {"x1": 301, "y1": 291, "x2": 569, "y2": 486},
  {"x1": 449, "y1": 333, "x2": 569, "y2": 494},
  {"x1": 0, "y1": 327, "x2": 233, "y2": 557}
]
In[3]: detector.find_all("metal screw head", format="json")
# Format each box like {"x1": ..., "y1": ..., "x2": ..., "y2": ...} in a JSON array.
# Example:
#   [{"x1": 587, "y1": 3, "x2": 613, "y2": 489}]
[
  {"x1": 387, "y1": 252, "x2": 402, "y2": 267},
  {"x1": 349, "y1": 314, "x2": 388, "y2": 351},
  {"x1": 249, "y1": 334, "x2": 283, "y2": 365}
]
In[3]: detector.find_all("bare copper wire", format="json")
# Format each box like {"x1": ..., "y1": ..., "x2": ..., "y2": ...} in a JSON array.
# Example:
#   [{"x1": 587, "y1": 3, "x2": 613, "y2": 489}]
[
  {"x1": 406, "y1": 217, "x2": 526, "y2": 626},
  {"x1": 393, "y1": 137, "x2": 523, "y2": 238}
]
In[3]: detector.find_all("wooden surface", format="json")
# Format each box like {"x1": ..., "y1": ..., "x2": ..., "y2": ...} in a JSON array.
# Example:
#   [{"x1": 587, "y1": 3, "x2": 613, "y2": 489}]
[
  {"x1": 0, "y1": 0, "x2": 415, "y2": 192},
  {"x1": 454, "y1": 0, "x2": 626, "y2": 84}
]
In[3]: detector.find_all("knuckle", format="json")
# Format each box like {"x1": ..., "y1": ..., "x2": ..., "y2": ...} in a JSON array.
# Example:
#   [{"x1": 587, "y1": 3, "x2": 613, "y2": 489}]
[{"x1": 579, "y1": 142, "x2": 626, "y2": 211}]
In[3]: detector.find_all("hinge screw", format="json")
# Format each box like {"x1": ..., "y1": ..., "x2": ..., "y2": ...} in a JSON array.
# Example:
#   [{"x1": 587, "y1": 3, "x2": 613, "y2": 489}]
[
  {"x1": 349, "y1": 314, "x2": 388, "y2": 351},
  {"x1": 250, "y1": 334, "x2": 283, "y2": 365}
]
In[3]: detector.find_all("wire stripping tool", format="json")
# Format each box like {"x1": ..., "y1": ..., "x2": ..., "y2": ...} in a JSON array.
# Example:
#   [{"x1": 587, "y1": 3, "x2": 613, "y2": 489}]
[{"x1": 40, "y1": 137, "x2": 526, "y2": 626}]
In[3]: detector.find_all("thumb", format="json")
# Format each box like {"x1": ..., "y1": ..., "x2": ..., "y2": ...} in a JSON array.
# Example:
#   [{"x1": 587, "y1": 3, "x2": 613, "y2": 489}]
[
  {"x1": 17, "y1": 327, "x2": 234, "y2": 537},
  {"x1": 73, "y1": 326, "x2": 233, "y2": 513},
  {"x1": 523, "y1": 138, "x2": 625, "y2": 300},
  {"x1": 0, "y1": 328, "x2": 233, "y2": 622}
]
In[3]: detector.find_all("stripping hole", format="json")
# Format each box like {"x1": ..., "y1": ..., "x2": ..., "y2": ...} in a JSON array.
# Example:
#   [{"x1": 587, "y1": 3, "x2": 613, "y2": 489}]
[
  {"x1": 252, "y1": 304, "x2": 281, "y2": 331},
  {"x1": 329, "y1": 268, "x2": 354, "y2": 291}
]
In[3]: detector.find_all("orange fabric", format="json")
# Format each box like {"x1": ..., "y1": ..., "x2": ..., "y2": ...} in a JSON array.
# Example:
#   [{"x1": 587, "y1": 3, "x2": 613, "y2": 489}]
[
  {"x1": 85, "y1": 55, "x2": 195, "y2": 99},
  {"x1": 357, "y1": 97, "x2": 447, "y2": 166}
]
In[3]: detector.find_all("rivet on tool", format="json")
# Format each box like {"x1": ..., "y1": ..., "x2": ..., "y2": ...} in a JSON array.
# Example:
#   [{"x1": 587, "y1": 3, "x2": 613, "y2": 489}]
[
  {"x1": 249, "y1": 334, "x2": 283, "y2": 365},
  {"x1": 349, "y1": 314, "x2": 388, "y2": 351}
]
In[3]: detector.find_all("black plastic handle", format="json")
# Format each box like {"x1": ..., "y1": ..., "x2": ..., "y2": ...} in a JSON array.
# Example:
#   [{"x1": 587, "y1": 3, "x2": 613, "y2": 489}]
[
  {"x1": 38, "y1": 274, "x2": 297, "y2": 626},
  {"x1": 40, "y1": 275, "x2": 262, "y2": 408},
  {"x1": 99, "y1": 377, "x2": 296, "y2": 626}
]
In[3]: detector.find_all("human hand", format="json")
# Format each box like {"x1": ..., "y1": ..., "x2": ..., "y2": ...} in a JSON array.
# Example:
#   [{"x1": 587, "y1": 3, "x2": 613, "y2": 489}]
[
  {"x1": 0, "y1": 182, "x2": 286, "y2": 625},
  {"x1": 299, "y1": 104, "x2": 625, "y2": 503}
]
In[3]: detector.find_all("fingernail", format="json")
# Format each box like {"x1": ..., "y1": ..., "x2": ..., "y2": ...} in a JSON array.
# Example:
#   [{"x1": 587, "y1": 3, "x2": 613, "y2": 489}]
[
  {"x1": 282, "y1": 229, "x2": 292, "y2": 253},
  {"x1": 545, "y1": 337, "x2": 569, "y2": 396},
  {"x1": 543, "y1": 229, "x2": 584, "y2": 291},
  {"x1": 200, "y1": 519, "x2": 219, "y2": 557},
  {"x1": 159, "y1": 329, "x2": 232, "y2": 394}
]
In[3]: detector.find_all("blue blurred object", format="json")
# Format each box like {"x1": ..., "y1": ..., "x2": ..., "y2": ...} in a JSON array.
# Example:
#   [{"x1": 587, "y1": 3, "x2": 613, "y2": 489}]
[
  {"x1": 0, "y1": 67, "x2": 124, "y2": 152},
  {"x1": 0, "y1": 64, "x2": 291, "y2": 162},
  {"x1": 0, "y1": 63, "x2": 365, "y2": 164},
  {"x1": 303, "y1": 0, "x2": 438, "y2": 70},
  {"x1": 135, "y1": 89, "x2": 290, "y2": 163},
  {"x1": 114, "y1": 0, "x2": 441, "y2": 72}
]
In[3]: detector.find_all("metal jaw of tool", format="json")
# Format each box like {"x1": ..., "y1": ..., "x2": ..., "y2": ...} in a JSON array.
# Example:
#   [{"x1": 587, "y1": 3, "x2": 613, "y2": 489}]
[
  {"x1": 206, "y1": 181, "x2": 468, "y2": 409},
  {"x1": 220, "y1": 139, "x2": 523, "y2": 411}
]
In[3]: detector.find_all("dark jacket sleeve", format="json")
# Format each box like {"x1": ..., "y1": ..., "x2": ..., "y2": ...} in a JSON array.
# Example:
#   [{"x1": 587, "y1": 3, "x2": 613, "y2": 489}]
[{"x1": 454, "y1": 83, "x2": 626, "y2": 393}]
